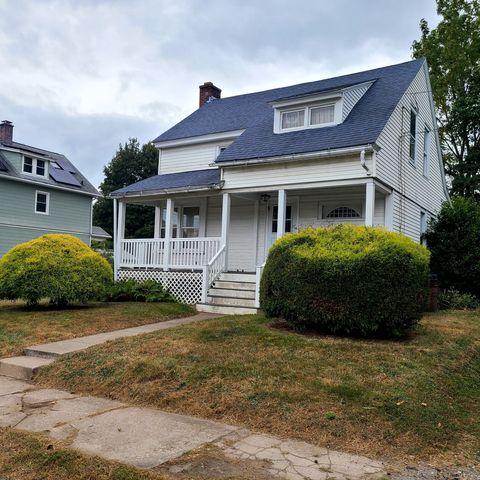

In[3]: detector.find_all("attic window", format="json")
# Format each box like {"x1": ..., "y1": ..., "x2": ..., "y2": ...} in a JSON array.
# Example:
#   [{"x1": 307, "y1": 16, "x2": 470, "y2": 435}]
[
  {"x1": 22, "y1": 156, "x2": 47, "y2": 178},
  {"x1": 275, "y1": 99, "x2": 341, "y2": 133},
  {"x1": 310, "y1": 105, "x2": 335, "y2": 125},
  {"x1": 281, "y1": 109, "x2": 305, "y2": 129}
]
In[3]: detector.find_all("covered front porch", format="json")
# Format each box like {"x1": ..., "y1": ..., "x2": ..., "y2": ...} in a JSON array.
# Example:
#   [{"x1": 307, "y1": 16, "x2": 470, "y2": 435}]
[{"x1": 112, "y1": 178, "x2": 392, "y2": 305}]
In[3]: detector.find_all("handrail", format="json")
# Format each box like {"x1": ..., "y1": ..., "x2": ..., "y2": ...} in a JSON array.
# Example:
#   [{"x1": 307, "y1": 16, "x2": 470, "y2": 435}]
[
  {"x1": 207, "y1": 244, "x2": 226, "y2": 266},
  {"x1": 202, "y1": 244, "x2": 226, "y2": 303},
  {"x1": 254, "y1": 261, "x2": 266, "y2": 309}
]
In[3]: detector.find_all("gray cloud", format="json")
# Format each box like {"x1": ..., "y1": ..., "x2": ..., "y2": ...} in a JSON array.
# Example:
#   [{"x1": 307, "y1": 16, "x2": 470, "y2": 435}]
[{"x1": 0, "y1": 0, "x2": 438, "y2": 189}]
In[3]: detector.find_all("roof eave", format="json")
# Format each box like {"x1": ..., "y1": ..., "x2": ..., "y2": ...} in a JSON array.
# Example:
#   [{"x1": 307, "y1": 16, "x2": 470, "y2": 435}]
[
  {"x1": 0, "y1": 172, "x2": 100, "y2": 197},
  {"x1": 109, "y1": 182, "x2": 224, "y2": 199},
  {"x1": 216, "y1": 144, "x2": 379, "y2": 168}
]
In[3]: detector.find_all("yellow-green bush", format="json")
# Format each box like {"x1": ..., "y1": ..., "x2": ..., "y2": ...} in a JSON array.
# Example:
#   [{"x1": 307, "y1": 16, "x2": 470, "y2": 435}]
[
  {"x1": 0, "y1": 234, "x2": 112, "y2": 306},
  {"x1": 261, "y1": 225, "x2": 430, "y2": 337}
]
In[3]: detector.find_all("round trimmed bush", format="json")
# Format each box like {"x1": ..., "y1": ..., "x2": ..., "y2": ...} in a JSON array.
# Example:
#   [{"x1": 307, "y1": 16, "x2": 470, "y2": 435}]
[
  {"x1": 260, "y1": 225, "x2": 430, "y2": 337},
  {"x1": 0, "y1": 234, "x2": 112, "y2": 306}
]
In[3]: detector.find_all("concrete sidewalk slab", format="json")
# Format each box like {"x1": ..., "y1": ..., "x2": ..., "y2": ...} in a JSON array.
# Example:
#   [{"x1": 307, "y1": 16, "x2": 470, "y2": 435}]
[
  {"x1": 0, "y1": 376, "x2": 386, "y2": 479},
  {"x1": 24, "y1": 312, "x2": 217, "y2": 359},
  {"x1": 70, "y1": 407, "x2": 236, "y2": 468}
]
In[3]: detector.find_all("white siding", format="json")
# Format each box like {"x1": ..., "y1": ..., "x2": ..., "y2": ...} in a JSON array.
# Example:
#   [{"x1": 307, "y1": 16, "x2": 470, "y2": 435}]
[
  {"x1": 375, "y1": 64, "x2": 448, "y2": 217},
  {"x1": 159, "y1": 141, "x2": 231, "y2": 174},
  {"x1": 223, "y1": 154, "x2": 372, "y2": 190},
  {"x1": 342, "y1": 83, "x2": 372, "y2": 121}
]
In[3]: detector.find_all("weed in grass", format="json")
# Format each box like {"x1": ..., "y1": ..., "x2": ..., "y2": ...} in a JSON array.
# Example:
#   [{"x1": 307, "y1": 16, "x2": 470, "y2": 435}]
[{"x1": 324, "y1": 411, "x2": 337, "y2": 420}]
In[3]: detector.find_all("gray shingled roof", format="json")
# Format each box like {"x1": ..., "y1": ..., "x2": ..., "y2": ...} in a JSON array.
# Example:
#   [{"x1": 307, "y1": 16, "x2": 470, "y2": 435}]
[
  {"x1": 111, "y1": 168, "x2": 222, "y2": 196},
  {"x1": 0, "y1": 140, "x2": 98, "y2": 195},
  {"x1": 154, "y1": 59, "x2": 425, "y2": 163}
]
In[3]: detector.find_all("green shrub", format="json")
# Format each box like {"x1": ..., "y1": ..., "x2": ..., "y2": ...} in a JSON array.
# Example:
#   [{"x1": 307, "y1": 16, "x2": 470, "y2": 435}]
[
  {"x1": 425, "y1": 197, "x2": 480, "y2": 297},
  {"x1": 260, "y1": 225, "x2": 430, "y2": 337},
  {"x1": 0, "y1": 234, "x2": 112, "y2": 306},
  {"x1": 438, "y1": 289, "x2": 479, "y2": 310},
  {"x1": 103, "y1": 279, "x2": 175, "y2": 303}
]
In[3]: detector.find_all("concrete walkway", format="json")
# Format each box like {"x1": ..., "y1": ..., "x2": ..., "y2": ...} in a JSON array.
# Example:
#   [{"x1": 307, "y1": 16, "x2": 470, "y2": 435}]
[
  {"x1": 0, "y1": 376, "x2": 386, "y2": 480},
  {"x1": 0, "y1": 312, "x2": 216, "y2": 380}
]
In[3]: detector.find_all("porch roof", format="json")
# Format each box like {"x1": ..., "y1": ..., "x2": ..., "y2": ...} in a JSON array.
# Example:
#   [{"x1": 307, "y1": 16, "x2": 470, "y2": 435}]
[{"x1": 110, "y1": 168, "x2": 222, "y2": 198}]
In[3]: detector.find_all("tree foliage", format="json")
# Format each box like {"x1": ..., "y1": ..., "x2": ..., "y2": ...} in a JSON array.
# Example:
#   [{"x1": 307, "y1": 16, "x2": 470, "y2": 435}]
[
  {"x1": 412, "y1": 0, "x2": 480, "y2": 198},
  {"x1": 93, "y1": 139, "x2": 158, "y2": 239},
  {"x1": 425, "y1": 197, "x2": 480, "y2": 297}
]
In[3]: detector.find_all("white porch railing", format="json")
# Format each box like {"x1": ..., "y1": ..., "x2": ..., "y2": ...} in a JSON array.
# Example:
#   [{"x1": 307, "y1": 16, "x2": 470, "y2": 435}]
[
  {"x1": 170, "y1": 238, "x2": 221, "y2": 269},
  {"x1": 119, "y1": 237, "x2": 221, "y2": 270},
  {"x1": 201, "y1": 245, "x2": 226, "y2": 303},
  {"x1": 119, "y1": 239, "x2": 165, "y2": 268}
]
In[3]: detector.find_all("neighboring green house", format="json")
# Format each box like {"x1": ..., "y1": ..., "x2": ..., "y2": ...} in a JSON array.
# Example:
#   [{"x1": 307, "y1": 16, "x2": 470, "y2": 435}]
[{"x1": 0, "y1": 120, "x2": 100, "y2": 257}]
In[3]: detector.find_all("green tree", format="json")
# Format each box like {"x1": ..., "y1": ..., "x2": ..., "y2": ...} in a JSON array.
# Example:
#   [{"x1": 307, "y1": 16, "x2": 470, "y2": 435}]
[
  {"x1": 93, "y1": 139, "x2": 158, "y2": 239},
  {"x1": 412, "y1": 0, "x2": 480, "y2": 199},
  {"x1": 425, "y1": 197, "x2": 480, "y2": 296}
]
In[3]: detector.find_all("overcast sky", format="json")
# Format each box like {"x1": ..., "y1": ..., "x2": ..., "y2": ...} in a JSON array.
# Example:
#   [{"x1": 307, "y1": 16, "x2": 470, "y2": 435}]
[{"x1": 0, "y1": 0, "x2": 439, "y2": 188}]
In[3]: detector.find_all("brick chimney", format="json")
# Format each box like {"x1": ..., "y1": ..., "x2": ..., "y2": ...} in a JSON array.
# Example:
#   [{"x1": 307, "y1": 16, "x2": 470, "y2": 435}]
[
  {"x1": 0, "y1": 120, "x2": 13, "y2": 144},
  {"x1": 199, "y1": 82, "x2": 221, "y2": 107}
]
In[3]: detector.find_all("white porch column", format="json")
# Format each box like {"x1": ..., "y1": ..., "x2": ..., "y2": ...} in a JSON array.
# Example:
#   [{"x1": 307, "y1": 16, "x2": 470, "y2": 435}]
[
  {"x1": 277, "y1": 189, "x2": 287, "y2": 239},
  {"x1": 163, "y1": 198, "x2": 174, "y2": 271},
  {"x1": 365, "y1": 181, "x2": 375, "y2": 227},
  {"x1": 221, "y1": 193, "x2": 231, "y2": 270},
  {"x1": 384, "y1": 191, "x2": 394, "y2": 231},
  {"x1": 154, "y1": 206, "x2": 162, "y2": 238},
  {"x1": 113, "y1": 198, "x2": 118, "y2": 281}
]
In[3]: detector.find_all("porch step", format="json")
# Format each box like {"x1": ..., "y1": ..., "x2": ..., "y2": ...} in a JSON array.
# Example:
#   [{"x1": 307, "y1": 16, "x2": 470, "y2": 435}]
[
  {"x1": 0, "y1": 356, "x2": 54, "y2": 381},
  {"x1": 218, "y1": 272, "x2": 256, "y2": 283},
  {"x1": 209, "y1": 288, "x2": 255, "y2": 299},
  {"x1": 196, "y1": 303, "x2": 260, "y2": 315},
  {"x1": 207, "y1": 295, "x2": 256, "y2": 308},
  {"x1": 213, "y1": 280, "x2": 256, "y2": 291}
]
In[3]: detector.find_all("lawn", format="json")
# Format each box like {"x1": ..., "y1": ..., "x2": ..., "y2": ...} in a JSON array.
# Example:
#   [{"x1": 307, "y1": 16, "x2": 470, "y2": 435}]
[
  {"x1": 36, "y1": 310, "x2": 480, "y2": 465},
  {"x1": 0, "y1": 301, "x2": 193, "y2": 357},
  {"x1": 0, "y1": 428, "x2": 169, "y2": 480}
]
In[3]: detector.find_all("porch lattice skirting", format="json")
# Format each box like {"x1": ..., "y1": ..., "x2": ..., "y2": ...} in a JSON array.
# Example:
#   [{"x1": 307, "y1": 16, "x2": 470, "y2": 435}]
[{"x1": 118, "y1": 269, "x2": 203, "y2": 304}]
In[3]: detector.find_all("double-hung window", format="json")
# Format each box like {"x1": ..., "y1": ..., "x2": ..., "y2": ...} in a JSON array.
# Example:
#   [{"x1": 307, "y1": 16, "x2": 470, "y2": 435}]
[
  {"x1": 423, "y1": 126, "x2": 430, "y2": 177},
  {"x1": 23, "y1": 156, "x2": 47, "y2": 177},
  {"x1": 181, "y1": 207, "x2": 200, "y2": 238},
  {"x1": 35, "y1": 191, "x2": 49, "y2": 215},
  {"x1": 409, "y1": 110, "x2": 417, "y2": 164}
]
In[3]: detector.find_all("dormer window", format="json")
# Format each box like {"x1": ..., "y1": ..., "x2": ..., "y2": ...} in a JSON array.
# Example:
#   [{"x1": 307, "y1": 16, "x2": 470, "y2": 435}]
[
  {"x1": 22, "y1": 156, "x2": 47, "y2": 177},
  {"x1": 281, "y1": 109, "x2": 305, "y2": 129},
  {"x1": 310, "y1": 105, "x2": 335, "y2": 125},
  {"x1": 278, "y1": 104, "x2": 337, "y2": 132},
  {"x1": 272, "y1": 80, "x2": 374, "y2": 134}
]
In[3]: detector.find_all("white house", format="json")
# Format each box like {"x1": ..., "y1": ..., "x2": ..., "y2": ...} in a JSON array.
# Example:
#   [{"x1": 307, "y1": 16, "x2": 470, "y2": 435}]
[{"x1": 111, "y1": 59, "x2": 448, "y2": 314}]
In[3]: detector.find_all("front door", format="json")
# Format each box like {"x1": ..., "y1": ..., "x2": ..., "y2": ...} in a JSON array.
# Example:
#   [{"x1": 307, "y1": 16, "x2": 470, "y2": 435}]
[{"x1": 267, "y1": 203, "x2": 296, "y2": 251}]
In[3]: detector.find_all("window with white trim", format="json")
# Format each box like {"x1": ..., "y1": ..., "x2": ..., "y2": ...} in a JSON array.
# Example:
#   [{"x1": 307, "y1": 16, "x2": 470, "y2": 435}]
[
  {"x1": 423, "y1": 126, "x2": 430, "y2": 177},
  {"x1": 325, "y1": 206, "x2": 361, "y2": 219},
  {"x1": 277, "y1": 101, "x2": 340, "y2": 132},
  {"x1": 181, "y1": 207, "x2": 200, "y2": 238},
  {"x1": 23, "y1": 156, "x2": 47, "y2": 177},
  {"x1": 310, "y1": 105, "x2": 335, "y2": 125},
  {"x1": 35, "y1": 191, "x2": 49, "y2": 215},
  {"x1": 281, "y1": 109, "x2": 305, "y2": 129},
  {"x1": 409, "y1": 110, "x2": 417, "y2": 164}
]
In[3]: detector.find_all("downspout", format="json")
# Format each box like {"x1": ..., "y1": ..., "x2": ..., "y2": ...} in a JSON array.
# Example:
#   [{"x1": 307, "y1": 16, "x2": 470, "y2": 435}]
[{"x1": 360, "y1": 149, "x2": 372, "y2": 176}]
